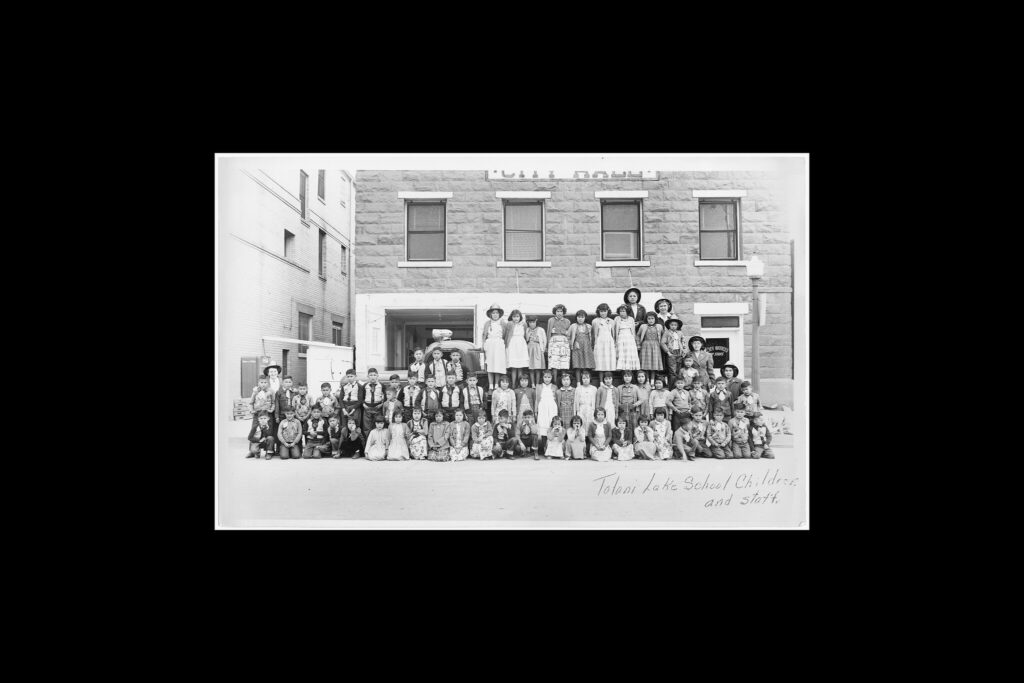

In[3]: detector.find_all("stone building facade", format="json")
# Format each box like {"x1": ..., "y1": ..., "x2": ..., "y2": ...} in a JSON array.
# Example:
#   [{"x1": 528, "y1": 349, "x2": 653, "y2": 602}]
[
  {"x1": 353, "y1": 169, "x2": 796, "y2": 405},
  {"x1": 219, "y1": 160, "x2": 355, "y2": 418}
]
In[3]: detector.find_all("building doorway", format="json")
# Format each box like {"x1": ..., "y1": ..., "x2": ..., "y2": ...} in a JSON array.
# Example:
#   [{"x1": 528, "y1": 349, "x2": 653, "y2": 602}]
[
  {"x1": 700, "y1": 315, "x2": 743, "y2": 377},
  {"x1": 384, "y1": 308, "x2": 476, "y2": 371}
]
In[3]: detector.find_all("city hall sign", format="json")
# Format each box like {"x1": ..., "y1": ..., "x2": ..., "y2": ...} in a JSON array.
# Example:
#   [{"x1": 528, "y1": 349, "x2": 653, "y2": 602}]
[{"x1": 486, "y1": 169, "x2": 659, "y2": 180}]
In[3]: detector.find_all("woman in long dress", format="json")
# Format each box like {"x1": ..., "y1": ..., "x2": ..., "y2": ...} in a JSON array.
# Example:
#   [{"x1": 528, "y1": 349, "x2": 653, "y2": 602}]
[
  {"x1": 481, "y1": 303, "x2": 508, "y2": 393},
  {"x1": 614, "y1": 305, "x2": 641, "y2": 371},
  {"x1": 591, "y1": 304, "x2": 616, "y2": 372},
  {"x1": 504, "y1": 309, "x2": 530, "y2": 389},
  {"x1": 386, "y1": 411, "x2": 411, "y2": 461},
  {"x1": 364, "y1": 416, "x2": 390, "y2": 461},
  {"x1": 565, "y1": 416, "x2": 588, "y2": 459},
  {"x1": 588, "y1": 408, "x2": 613, "y2": 462},
  {"x1": 546, "y1": 304, "x2": 572, "y2": 386},
  {"x1": 407, "y1": 408, "x2": 429, "y2": 460},
  {"x1": 535, "y1": 371, "x2": 558, "y2": 440}
]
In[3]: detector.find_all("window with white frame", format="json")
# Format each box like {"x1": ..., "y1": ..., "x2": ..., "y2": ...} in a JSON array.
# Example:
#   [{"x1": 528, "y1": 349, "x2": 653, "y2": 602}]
[
  {"x1": 601, "y1": 199, "x2": 642, "y2": 260},
  {"x1": 332, "y1": 321, "x2": 344, "y2": 346},
  {"x1": 698, "y1": 199, "x2": 741, "y2": 260},
  {"x1": 503, "y1": 200, "x2": 544, "y2": 261},
  {"x1": 406, "y1": 201, "x2": 446, "y2": 261}
]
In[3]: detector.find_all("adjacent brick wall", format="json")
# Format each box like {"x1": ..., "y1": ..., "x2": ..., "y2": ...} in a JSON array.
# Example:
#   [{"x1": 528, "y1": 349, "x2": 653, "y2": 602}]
[{"x1": 354, "y1": 170, "x2": 794, "y2": 383}]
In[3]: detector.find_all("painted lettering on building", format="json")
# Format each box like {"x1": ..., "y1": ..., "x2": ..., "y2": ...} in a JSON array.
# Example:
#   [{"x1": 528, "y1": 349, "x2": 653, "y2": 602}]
[{"x1": 486, "y1": 170, "x2": 659, "y2": 181}]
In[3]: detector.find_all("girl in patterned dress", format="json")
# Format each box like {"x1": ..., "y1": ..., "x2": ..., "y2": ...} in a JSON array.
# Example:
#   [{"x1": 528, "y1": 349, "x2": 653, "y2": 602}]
[
  {"x1": 490, "y1": 375, "x2": 516, "y2": 426},
  {"x1": 565, "y1": 415, "x2": 588, "y2": 460},
  {"x1": 513, "y1": 374, "x2": 535, "y2": 432},
  {"x1": 633, "y1": 370, "x2": 652, "y2": 433},
  {"x1": 481, "y1": 303, "x2": 508, "y2": 393},
  {"x1": 407, "y1": 407, "x2": 429, "y2": 460},
  {"x1": 386, "y1": 410, "x2": 411, "y2": 461},
  {"x1": 651, "y1": 407, "x2": 674, "y2": 460},
  {"x1": 546, "y1": 304, "x2": 572, "y2": 385},
  {"x1": 636, "y1": 311, "x2": 665, "y2": 375},
  {"x1": 556, "y1": 372, "x2": 576, "y2": 429},
  {"x1": 569, "y1": 309, "x2": 595, "y2": 387},
  {"x1": 447, "y1": 409, "x2": 470, "y2": 461},
  {"x1": 614, "y1": 304, "x2": 641, "y2": 371},
  {"x1": 526, "y1": 316, "x2": 547, "y2": 388},
  {"x1": 504, "y1": 309, "x2": 530, "y2": 389},
  {"x1": 591, "y1": 303, "x2": 616, "y2": 373},
  {"x1": 573, "y1": 371, "x2": 597, "y2": 434},
  {"x1": 596, "y1": 372, "x2": 617, "y2": 429},
  {"x1": 588, "y1": 408, "x2": 613, "y2": 462},
  {"x1": 545, "y1": 416, "x2": 566, "y2": 459},
  {"x1": 611, "y1": 416, "x2": 635, "y2": 461},
  {"x1": 427, "y1": 410, "x2": 451, "y2": 461},
  {"x1": 471, "y1": 411, "x2": 493, "y2": 459},
  {"x1": 633, "y1": 415, "x2": 657, "y2": 460},
  {"x1": 535, "y1": 370, "x2": 558, "y2": 441}
]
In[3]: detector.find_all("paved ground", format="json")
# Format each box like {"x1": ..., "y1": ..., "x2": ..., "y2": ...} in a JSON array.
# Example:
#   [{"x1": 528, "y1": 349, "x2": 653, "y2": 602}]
[{"x1": 217, "y1": 419, "x2": 805, "y2": 528}]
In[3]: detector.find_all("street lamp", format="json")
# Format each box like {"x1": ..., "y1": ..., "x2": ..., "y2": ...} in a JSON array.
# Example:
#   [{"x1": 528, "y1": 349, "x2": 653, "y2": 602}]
[{"x1": 746, "y1": 254, "x2": 765, "y2": 394}]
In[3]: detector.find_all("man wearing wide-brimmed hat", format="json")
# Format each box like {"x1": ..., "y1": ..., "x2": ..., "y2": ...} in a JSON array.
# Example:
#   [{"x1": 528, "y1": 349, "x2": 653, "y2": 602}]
[{"x1": 623, "y1": 287, "x2": 646, "y2": 331}]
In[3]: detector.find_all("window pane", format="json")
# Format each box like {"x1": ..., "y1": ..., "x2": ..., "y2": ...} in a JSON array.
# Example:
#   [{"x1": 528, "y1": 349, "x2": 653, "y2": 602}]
[
  {"x1": 700, "y1": 202, "x2": 735, "y2": 231},
  {"x1": 505, "y1": 203, "x2": 542, "y2": 231},
  {"x1": 505, "y1": 231, "x2": 542, "y2": 260},
  {"x1": 701, "y1": 316, "x2": 740, "y2": 328},
  {"x1": 318, "y1": 170, "x2": 325, "y2": 199},
  {"x1": 408, "y1": 232, "x2": 445, "y2": 260},
  {"x1": 408, "y1": 204, "x2": 444, "y2": 232},
  {"x1": 602, "y1": 203, "x2": 639, "y2": 232},
  {"x1": 319, "y1": 232, "x2": 325, "y2": 275},
  {"x1": 300, "y1": 171, "x2": 307, "y2": 217},
  {"x1": 700, "y1": 232, "x2": 737, "y2": 259},
  {"x1": 299, "y1": 313, "x2": 312, "y2": 353},
  {"x1": 604, "y1": 232, "x2": 638, "y2": 259}
]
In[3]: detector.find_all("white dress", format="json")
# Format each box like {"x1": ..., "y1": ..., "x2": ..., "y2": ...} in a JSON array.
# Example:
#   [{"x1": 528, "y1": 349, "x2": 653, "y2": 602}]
[
  {"x1": 506, "y1": 321, "x2": 530, "y2": 368},
  {"x1": 535, "y1": 382, "x2": 558, "y2": 438},
  {"x1": 483, "y1": 320, "x2": 507, "y2": 374},
  {"x1": 574, "y1": 384, "x2": 597, "y2": 433}
]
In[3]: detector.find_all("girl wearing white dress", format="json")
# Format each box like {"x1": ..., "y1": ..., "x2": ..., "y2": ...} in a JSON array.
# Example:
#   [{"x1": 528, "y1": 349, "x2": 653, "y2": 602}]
[
  {"x1": 386, "y1": 410, "x2": 411, "y2": 461},
  {"x1": 614, "y1": 304, "x2": 641, "y2": 371},
  {"x1": 573, "y1": 371, "x2": 597, "y2": 434},
  {"x1": 545, "y1": 416, "x2": 566, "y2": 459},
  {"x1": 565, "y1": 416, "x2": 588, "y2": 460},
  {"x1": 591, "y1": 303, "x2": 616, "y2": 373},
  {"x1": 535, "y1": 370, "x2": 558, "y2": 440},
  {"x1": 480, "y1": 303, "x2": 508, "y2": 393},
  {"x1": 364, "y1": 415, "x2": 390, "y2": 461},
  {"x1": 504, "y1": 309, "x2": 530, "y2": 389}
]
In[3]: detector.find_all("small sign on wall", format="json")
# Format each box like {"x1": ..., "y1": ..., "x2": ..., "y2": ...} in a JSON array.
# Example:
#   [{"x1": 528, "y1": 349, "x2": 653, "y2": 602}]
[
  {"x1": 486, "y1": 169, "x2": 659, "y2": 181},
  {"x1": 706, "y1": 339, "x2": 730, "y2": 369}
]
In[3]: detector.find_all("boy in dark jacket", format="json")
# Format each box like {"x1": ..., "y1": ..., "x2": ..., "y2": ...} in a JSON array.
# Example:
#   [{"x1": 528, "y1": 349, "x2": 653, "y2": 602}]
[
  {"x1": 748, "y1": 411, "x2": 775, "y2": 459},
  {"x1": 339, "y1": 417, "x2": 364, "y2": 458},
  {"x1": 247, "y1": 411, "x2": 276, "y2": 459},
  {"x1": 709, "y1": 376, "x2": 734, "y2": 421}
]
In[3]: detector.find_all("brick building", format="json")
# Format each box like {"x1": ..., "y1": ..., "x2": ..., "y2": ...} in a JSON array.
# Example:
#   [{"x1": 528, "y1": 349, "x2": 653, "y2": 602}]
[
  {"x1": 353, "y1": 167, "x2": 798, "y2": 405},
  {"x1": 218, "y1": 159, "x2": 355, "y2": 419}
]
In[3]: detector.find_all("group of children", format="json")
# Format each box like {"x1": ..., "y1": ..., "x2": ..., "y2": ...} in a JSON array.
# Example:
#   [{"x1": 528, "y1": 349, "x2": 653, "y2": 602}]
[{"x1": 244, "y1": 289, "x2": 776, "y2": 462}]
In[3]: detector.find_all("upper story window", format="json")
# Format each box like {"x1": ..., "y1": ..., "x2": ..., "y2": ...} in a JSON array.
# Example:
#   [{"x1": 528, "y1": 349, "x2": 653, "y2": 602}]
[
  {"x1": 284, "y1": 229, "x2": 296, "y2": 260},
  {"x1": 503, "y1": 200, "x2": 544, "y2": 261},
  {"x1": 318, "y1": 230, "x2": 326, "y2": 277},
  {"x1": 406, "y1": 201, "x2": 446, "y2": 261},
  {"x1": 340, "y1": 244, "x2": 347, "y2": 275},
  {"x1": 698, "y1": 199, "x2": 741, "y2": 260},
  {"x1": 298, "y1": 311, "x2": 312, "y2": 354},
  {"x1": 317, "y1": 170, "x2": 325, "y2": 201},
  {"x1": 299, "y1": 170, "x2": 309, "y2": 220},
  {"x1": 600, "y1": 199, "x2": 642, "y2": 260}
]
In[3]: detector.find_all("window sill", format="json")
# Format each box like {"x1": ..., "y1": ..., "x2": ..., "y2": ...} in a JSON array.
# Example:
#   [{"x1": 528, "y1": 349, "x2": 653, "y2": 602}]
[
  {"x1": 397, "y1": 261, "x2": 453, "y2": 268},
  {"x1": 595, "y1": 260, "x2": 650, "y2": 267},
  {"x1": 694, "y1": 260, "x2": 750, "y2": 267},
  {"x1": 497, "y1": 261, "x2": 551, "y2": 268}
]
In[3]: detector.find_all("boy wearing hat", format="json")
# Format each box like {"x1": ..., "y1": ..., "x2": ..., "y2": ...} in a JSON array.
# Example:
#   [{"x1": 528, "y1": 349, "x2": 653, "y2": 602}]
[
  {"x1": 247, "y1": 411, "x2": 276, "y2": 459},
  {"x1": 660, "y1": 317, "x2": 685, "y2": 386},
  {"x1": 748, "y1": 411, "x2": 775, "y2": 459},
  {"x1": 737, "y1": 380, "x2": 762, "y2": 414},
  {"x1": 337, "y1": 370, "x2": 363, "y2": 434},
  {"x1": 276, "y1": 406, "x2": 303, "y2": 460},
  {"x1": 710, "y1": 376, "x2": 734, "y2": 421},
  {"x1": 728, "y1": 401, "x2": 751, "y2": 459},
  {"x1": 302, "y1": 406, "x2": 331, "y2": 459},
  {"x1": 672, "y1": 411, "x2": 697, "y2": 461},
  {"x1": 274, "y1": 375, "x2": 297, "y2": 426},
  {"x1": 623, "y1": 287, "x2": 646, "y2": 332},
  {"x1": 707, "y1": 407, "x2": 732, "y2": 459},
  {"x1": 722, "y1": 362, "x2": 743, "y2": 404},
  {"x1": 361, "y1": 368, "x2": 385, "y2": 434},
  {"x1": 687, "y1": 336, "x2": 716, "y2": 389}
]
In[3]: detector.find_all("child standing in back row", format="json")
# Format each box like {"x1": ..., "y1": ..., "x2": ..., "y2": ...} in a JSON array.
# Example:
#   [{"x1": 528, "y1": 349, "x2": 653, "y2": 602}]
[
  {"x1": 526, "y1": 316, "x2": 547, "y2": 389},
  {"x1": 504, "y1": 309, "x2": 530, "y2": 390},
  {"x1": 573, "y1": 371, "x2": 597, "y2": 434},
  {"x1": 569, "y1": 309, "x2": 595, "y2": 387}
]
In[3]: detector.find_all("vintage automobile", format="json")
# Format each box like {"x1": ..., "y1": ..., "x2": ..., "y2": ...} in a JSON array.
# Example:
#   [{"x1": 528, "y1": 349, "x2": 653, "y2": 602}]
[{"x1": 422, "y1": 329, "x2": 489, "y2": 388}]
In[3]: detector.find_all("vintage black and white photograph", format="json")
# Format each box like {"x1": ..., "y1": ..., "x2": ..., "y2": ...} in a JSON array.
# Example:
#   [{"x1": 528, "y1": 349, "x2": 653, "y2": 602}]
[{"x1": 215, "y1": 153, "x2": 808, "y2": 529}]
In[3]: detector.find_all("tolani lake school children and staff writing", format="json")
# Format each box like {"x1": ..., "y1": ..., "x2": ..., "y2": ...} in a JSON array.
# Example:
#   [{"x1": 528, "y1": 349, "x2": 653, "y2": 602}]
[{"x1": 245, "y1": 289, "x2": 775, "y2": 462}]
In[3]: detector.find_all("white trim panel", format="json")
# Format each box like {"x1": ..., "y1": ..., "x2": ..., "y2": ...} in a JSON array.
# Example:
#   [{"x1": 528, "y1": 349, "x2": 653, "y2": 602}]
[
  {"x1": 495, "y1": 191, "x2": 551, "y2": 199},
  {"x1": 398, "y1": 191, "x2": 453, "y2": 199},
  {"x1": 594, "y1": 190, "x2": 649, "y2": 198},
  {"x1": 693, "y1": 303, "x2": 750, "y2": 315},
  {"x1": 694, "y1": 259, "x2": 751, "y2": 267},
  {"x1": 692, "y1": 189, "x2": 747, "y2": 197},
  {"x1": 595, "y1": 260, "x2": 650, "y2": 267},
  {"x1": 496, "y1": 261, "x2": 552, "y2": 268},
  {"x1": 397, "y1": 261, "x2": 453, "y2": 268}
]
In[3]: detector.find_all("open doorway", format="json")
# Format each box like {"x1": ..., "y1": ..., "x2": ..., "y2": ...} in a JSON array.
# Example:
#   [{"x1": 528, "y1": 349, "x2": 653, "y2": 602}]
[{"x1": 384, "y1": 308, "x2": 476, "y2": 371}]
